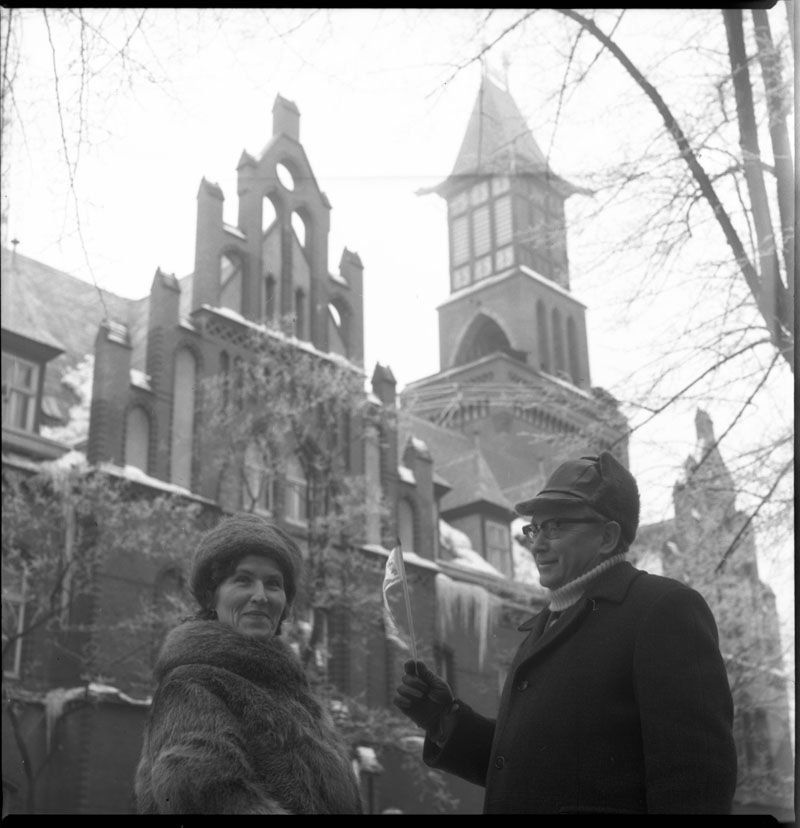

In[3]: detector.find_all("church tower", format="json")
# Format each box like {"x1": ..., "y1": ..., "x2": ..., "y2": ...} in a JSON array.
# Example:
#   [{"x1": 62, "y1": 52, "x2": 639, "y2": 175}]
[{"x1": 402, "y1": 72, "x2": 628, "y2": 500}]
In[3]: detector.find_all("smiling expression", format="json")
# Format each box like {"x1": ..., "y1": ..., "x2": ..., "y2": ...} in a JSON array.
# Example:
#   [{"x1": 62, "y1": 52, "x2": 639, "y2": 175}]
[
  {"x1": 529, "y1": 508, "x2": 613, "y2": 590},
  {"x1": 213, "y1": 554, "x2": 288, "y2": 641}
]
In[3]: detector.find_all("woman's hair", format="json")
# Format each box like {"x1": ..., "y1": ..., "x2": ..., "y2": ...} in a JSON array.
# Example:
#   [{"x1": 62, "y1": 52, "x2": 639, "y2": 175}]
[{"x1": 189, "y1": 513, "x2": 303, "y2": 632}]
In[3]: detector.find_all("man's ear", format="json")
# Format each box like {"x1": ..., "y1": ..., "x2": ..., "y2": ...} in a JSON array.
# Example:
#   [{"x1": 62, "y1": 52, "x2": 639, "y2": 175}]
[{"x1": 601, "y1": 520, "x2": 622, "y2": 555}]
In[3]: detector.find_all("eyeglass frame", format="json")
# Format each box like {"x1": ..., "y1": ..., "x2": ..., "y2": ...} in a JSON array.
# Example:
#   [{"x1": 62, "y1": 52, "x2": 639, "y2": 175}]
[{"x1": 521, "y1": 517, "x2": 607, "y2": 541}]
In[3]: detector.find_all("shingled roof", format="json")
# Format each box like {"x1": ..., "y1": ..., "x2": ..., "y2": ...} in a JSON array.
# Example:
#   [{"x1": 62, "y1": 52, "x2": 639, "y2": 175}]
[
  {"x1": 399, "y1": 410, "x2": 513, "y2": 513},
  {"x1": 1, "y1": 246, "x2": 148, "y2": 418},
  {"x1": 425, "y1": 75, "x2": 582, "y2": 198}
]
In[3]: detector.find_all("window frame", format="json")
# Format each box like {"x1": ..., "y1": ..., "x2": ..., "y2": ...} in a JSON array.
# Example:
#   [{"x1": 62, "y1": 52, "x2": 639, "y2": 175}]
[
  {"x1": 448, "y1": 178, "x2": 516, "y2": 292},
  {"x1": 1, "y1": 351, "x2": 40, "y2": 432}
]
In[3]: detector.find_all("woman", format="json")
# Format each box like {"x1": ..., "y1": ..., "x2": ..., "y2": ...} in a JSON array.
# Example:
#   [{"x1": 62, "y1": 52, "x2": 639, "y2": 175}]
[{"x1": 134, "y1": 513, "x2": 363, "y2": 814}]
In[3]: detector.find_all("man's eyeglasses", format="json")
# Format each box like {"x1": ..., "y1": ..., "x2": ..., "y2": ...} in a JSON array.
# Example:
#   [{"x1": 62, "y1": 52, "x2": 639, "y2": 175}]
[{"x1": 521, "y1": 518, "x2": 605, "y2": 541}]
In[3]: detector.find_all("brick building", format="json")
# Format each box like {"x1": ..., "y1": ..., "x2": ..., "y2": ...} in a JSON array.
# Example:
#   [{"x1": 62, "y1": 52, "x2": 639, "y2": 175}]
[{"x1": 2, "y1": 79, "x2": 792, "y2": 817}]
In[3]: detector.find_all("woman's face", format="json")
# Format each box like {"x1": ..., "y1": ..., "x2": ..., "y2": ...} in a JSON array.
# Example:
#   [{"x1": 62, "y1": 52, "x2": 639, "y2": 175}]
[{"x1": 213, "y1": 554, "x2": 288, "y2": 641}]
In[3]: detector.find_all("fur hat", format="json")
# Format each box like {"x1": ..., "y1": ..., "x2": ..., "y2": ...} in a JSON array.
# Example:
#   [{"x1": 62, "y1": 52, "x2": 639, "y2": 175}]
[
  {"x1": 190, "y1": 513, "x2": 303, "y2": 618},
  {"x1": 514, "y1": 452, "x2": 640, "y2": 545}
]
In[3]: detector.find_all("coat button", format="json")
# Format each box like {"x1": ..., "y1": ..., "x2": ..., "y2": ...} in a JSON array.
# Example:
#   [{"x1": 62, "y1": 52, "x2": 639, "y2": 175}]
[
  {"x1": 517, "y1": 679, "x2": 529, "y2": 691},
  {"x1": 494, "y1": 756, "x2": 505, "y2": 769}
]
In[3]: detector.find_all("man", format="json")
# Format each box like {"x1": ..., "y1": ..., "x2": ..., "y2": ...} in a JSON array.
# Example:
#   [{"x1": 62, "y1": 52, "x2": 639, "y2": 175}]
[{"x1": 393, "y1": 452, "x2": 737, "y2": 814}]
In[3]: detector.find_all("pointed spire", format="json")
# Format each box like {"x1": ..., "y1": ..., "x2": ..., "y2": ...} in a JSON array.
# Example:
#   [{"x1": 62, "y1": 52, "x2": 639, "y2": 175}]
[{"x1": 421, "y1": 76, "x2": 584, "y2": 199}]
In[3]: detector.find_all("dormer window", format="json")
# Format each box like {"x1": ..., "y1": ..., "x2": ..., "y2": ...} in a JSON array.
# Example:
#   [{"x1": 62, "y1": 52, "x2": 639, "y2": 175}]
[{"x1": 1, "y1": 352, "x2": 39, "y2": 432}]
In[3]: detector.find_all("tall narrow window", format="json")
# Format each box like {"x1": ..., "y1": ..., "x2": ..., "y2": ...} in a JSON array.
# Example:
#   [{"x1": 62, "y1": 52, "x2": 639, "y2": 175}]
[
  {"x1": 551, "y1": 308, "x2": 565, "y2": 375},
  {"x1": 1, "y1": 352, "x2": 39, "y2": 432},
  {"x1": 124, "y1": 407, "x2": 150, "y2": 473},
  {"x1": 294, "y1": 288, "x2": 306, "y2": 339},
  {"x1": 472, "y1": 205, "x2": 491, "y2": 257},
  {"x1": 264, "y1": 274, "x2": 276, "y2": 322},
  {"x1": 170, "y1": 348, "x2": 196, "y2": 489},
  {"x1": 566, "y1": 317, "x2": 580, "y2": 384},
  {"x1": 536, "y1": 302, "x2": 550, "y2": 372},
  {"x1": 285, "y1": 455, "x2": 308, "y2": 525},
  {"x1": 452, "y1": 215, "x2": 469, "y2": 266},
  {"x1": 494, "y1": 195, "x2": 513, "y2": 246},
  {"x1": 486, "y1": 520, "x2": 512, "y2": 578},
  {"x1": 397, "y1": 499, "x2": 416, "y2": 552}
]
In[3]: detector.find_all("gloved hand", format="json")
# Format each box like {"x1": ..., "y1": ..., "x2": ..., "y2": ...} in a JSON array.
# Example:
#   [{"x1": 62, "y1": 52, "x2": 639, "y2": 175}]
[{"x1": 392, "y1": 660, "x2": 454, "y2": 732}]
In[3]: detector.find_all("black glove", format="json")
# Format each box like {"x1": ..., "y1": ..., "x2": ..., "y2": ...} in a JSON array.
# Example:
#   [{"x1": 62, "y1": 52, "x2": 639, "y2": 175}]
[{"x1": 393, "y1": 659, "x2": 454, "y2": 732}]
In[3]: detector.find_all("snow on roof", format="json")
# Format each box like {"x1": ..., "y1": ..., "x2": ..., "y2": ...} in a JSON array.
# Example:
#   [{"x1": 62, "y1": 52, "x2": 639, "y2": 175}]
[
  {"x1": 44, "y1": 682, "x2": 151, "y2": 749},
  {"x1": 223, "y1": 223, "x2": 247, "y2": 241},
  {"x1": 359, "y1": 543, "x2": 441, "y2": 573},
  {"x1": 439, "y1": 520, "x2": 505, "y2": 578},
  {"x1": 43, "y1": 449, "x2": 89, "y2": 472},
  {"x1": 398, "y1": 465, "x2": 415, "y2": 485},
  {"x1": 199, "y1": 304, "x2": 366, "y2": 376},
  {"x1": 130, "y1": 368, "x2": 152, "y2": 391},
  {"x1": 96, "y1": 461, "x2": 217, "y2": 504}
]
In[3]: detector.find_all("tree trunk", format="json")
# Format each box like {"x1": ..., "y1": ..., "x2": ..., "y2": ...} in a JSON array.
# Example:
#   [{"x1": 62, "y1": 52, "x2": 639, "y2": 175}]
[
  {"x1": 554, "y1": 9, "x2": 794, "y2": 372},
  {"x1": 722, "y1": 10, "x2": 784, "y2": 346},
  {"x1": 751, "y1": 8, "x2": 795, "y2": 305}
]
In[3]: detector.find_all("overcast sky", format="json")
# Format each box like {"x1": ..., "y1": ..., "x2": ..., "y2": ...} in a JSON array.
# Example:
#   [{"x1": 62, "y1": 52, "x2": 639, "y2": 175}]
[{"x1": 2, "y1": 8, "x2": 793, "y2": 649}]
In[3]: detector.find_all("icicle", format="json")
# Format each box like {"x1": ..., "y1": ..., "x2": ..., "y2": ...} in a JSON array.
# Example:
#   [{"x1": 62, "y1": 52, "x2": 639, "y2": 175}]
[
  {"x1": 435, "y1": 573, "x2": 500, "y2": 670},
  {"x1": 44, "y1": 686, "x2": 86, "y2": 752}
]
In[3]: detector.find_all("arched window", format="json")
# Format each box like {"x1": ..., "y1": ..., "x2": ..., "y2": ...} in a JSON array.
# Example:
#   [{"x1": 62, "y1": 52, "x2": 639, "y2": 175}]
[
  {"x1": 243, "y1": 441, "x2": 274, "y2": 515},
  {"x1": 397, "y1": 499, "x2": 416, "y2": 552},
  {"x1": 285, "y1": 455, "x2": 308, "y2": 525},
  {"x1": 170, "y1": 348, "x2": 196, "y2": 489},
  {"x1": 124, "y1": 406, "x2": 150, "y2": 473},
  {"x1": 566, "y1": 316, "x2": 580, "y2": 384},
  {"x1": 536, "y1": 301, "x2": 550, "y2": 372},
  {"x1": 551, "y1": 308, "x2": 565, "y2": 375},
  {"x1": 220, "y1": 253, "x2": 243, "y2": 313},
  {"x1": 454, "y1": 314, "x2": 512, "y2": 366}
]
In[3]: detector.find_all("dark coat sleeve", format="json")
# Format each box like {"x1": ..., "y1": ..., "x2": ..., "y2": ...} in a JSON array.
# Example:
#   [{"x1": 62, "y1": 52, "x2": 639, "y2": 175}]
[
  {"x1": 634, "y1": 586, "x2": 737, "y2": 814},
  {"x1": 144, "y1": 673, "x2": 289, "y2": 814},
  {"x1": 421, "y1": 700, "x2": 496, "y2": 787}
]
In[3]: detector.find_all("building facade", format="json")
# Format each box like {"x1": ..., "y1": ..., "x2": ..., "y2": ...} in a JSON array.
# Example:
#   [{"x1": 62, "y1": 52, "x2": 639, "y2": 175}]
[{"x1": 2, "y1": 80, "x2": 792, "y2": 817}]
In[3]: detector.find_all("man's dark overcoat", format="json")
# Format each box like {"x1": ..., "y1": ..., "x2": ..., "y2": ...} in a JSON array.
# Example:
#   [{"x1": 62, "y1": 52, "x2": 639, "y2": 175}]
[
  {"x1": 134, "y1": 620, "x2": 362, "y2": 814},
  {"x1": 423, "y1": 561, "x2": 737, "y2": 814}
]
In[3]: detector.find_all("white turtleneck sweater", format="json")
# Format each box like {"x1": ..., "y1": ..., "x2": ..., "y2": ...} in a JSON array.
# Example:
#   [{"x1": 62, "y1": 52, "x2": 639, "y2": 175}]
[{"x1": 546, "y1": 553, "x2": 627, "y2": 613}]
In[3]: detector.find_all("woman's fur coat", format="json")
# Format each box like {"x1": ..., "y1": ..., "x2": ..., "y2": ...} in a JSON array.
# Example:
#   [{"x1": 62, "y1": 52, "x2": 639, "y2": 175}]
[{"x1": 134, "y1": 620, "x2": 363, "y2": 814}]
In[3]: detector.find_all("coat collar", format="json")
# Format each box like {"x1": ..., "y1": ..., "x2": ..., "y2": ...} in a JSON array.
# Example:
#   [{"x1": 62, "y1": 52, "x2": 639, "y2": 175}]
[{"x1": 518, "y1": 560, "x2": 642, "y2": 631}]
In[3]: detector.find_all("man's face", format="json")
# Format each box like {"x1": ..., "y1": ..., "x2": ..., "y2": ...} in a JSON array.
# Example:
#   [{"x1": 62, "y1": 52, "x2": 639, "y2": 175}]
[{"x1": 527, "y1": 506, "x2": 610, "y2": 590}]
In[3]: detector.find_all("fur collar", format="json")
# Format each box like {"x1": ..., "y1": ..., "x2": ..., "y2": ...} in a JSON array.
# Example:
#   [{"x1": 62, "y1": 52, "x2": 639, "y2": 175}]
[{"x1": 155, "y1": 620, "x2": 308, "y2": 691}]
